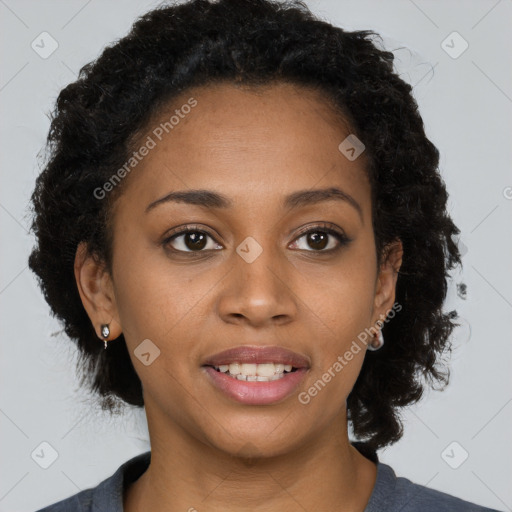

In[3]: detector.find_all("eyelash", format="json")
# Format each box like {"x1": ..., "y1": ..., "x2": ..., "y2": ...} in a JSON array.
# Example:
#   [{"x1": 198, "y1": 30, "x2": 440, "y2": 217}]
[{"x1": 162, "y1": 223, "x2": 351, "y2": 256}]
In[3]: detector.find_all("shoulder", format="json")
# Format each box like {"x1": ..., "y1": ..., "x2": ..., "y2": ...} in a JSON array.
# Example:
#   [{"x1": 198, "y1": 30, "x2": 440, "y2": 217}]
[
  {"x1": 33, "y1": 451, "x2": 151, "y2": 512},
  {"x1": 392, "y1": 472, "x2": 501, "y2": 511},
  {"x1": 366, "y1": 462, "x2": 502, "y2": 512}
]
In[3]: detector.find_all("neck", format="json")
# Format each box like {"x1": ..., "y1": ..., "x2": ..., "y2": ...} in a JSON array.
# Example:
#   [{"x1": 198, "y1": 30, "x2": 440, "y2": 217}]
[{"x1": 124, "y1": 410, "x2": 377, "y2": 512}]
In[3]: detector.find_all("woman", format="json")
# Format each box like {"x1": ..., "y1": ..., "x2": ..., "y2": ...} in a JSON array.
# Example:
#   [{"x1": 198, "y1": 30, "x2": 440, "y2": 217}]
[{"x1": 29, "y1": 0, "x2": 501, "y2": 510}]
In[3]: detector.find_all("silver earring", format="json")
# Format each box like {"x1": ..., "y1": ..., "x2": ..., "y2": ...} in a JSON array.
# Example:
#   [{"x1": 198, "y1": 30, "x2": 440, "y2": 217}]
[
  {"x1": 101, "y1": 324, "x2": 110, "y2": 350},
  {"x1": 367, "y1": 329, "x2": 384, "y2": 351}
]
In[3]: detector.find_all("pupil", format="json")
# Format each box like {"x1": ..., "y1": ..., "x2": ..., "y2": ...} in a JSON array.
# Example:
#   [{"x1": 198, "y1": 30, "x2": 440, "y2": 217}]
[
  {"x1": 308, "y1": 232, "x2": 327, "y2": 250},
  {"x1": 186, "y1": 232, "x2": 206, "y2": 250}
]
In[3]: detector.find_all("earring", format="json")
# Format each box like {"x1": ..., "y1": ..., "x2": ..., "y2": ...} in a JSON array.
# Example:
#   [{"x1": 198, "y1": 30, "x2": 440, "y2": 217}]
[
  {"x1": 367, "y1": 329, "x2": 384, "y2": 351},
  {"x1": 101, "y1": 324, "x2": 110, "y2": 350}
]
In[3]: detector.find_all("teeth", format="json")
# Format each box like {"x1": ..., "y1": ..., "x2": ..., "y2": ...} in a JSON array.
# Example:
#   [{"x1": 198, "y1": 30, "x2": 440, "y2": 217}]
[
  {"x1": 234, "y1": 373, "x2": 283, "y2": 382},
  {"x1": 256, "y1": 363, "x2": 275, "y2": 377},
  {"x1": 213, "y1": 362, "x2": 297, "y2": 381},
  {"x1": 229, "y1": 363, "x2": 241, "y2": 375},
  {"x1": 241, "y1": 363, "x2": 257, "y2": 376}
]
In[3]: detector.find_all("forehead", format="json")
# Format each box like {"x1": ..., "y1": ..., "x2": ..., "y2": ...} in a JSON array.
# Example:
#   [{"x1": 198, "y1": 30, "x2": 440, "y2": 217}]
[{"x1": 114, "y1": 81, "x2": 371, "y2": 217}]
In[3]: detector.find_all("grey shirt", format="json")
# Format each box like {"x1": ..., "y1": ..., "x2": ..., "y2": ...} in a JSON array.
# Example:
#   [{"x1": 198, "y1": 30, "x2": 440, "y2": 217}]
[{"x1": 34, "y1": 445, "x2": 502, "y2": 511}]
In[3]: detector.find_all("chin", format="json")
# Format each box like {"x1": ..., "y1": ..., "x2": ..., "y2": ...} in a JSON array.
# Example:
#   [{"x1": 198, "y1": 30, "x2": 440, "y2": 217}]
[{"x1": 196, "y1": 413, "x2": 310, "y2": 460}]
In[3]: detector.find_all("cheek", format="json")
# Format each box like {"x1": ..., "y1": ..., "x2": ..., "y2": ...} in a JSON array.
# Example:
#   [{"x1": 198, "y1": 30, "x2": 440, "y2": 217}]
[
  {"x1": 293, "y1": 240, "x2": 376, "y2": 402},
  {"x1": 110, "y1": 249, "x2": 208, "y2": 417},
  {"x1": 295, "y1": 247, "x2": 376, "y2": 344},
  {"x1": 111, "y1": 231, "x2": 208, "y2": 338}
]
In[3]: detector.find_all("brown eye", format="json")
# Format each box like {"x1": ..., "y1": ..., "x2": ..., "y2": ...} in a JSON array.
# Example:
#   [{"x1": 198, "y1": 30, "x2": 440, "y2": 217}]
[
  {"x1": 305, "y1": 232, "x2": 329, "y2": 250},
  {"x1": 163, "y1": 227, "x2": 222, "y2": 253},
  {"x1": 180, "y1": 232, "x2": 208, "y2": 251},
  {"x1": 290, "y1": 225, "x2": 351, "y2": 253}
]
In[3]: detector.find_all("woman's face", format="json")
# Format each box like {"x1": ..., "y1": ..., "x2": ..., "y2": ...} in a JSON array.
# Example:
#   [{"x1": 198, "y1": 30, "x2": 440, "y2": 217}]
[{"x1": 78, "y1": 81, "x2": 401, "y2": 458}]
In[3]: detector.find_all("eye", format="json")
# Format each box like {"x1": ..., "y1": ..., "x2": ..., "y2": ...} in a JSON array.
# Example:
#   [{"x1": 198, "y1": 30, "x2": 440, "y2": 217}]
[
  {"x1": 162, "y1": 222, "x2": 351, "y2": 255},
  {"x1": 289, "y1": 223, "x2": 351, "y2": 252},
  {"x1": 163, "y1": 225, "x2": 222, "y2": 253}
]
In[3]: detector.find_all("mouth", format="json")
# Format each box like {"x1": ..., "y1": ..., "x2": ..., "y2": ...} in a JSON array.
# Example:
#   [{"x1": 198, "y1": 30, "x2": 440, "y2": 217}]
[
  {"x1": 206, "y1": 362, "x2": 299, "y2": 382},
  {"x1": 202, "y1": 345, "x2": 310, "y2": 405}
]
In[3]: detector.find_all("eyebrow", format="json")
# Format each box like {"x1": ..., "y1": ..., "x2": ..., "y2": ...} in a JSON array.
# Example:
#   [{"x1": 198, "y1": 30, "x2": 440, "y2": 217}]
[{"x1": 145, "y1": 187, "x2": 363, "y2": 221}]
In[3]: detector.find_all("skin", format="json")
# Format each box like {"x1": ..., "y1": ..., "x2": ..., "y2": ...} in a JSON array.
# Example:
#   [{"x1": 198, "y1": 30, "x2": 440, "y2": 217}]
[{"x1": 75, "y1": 81, "x2": 402, "y2": 512}]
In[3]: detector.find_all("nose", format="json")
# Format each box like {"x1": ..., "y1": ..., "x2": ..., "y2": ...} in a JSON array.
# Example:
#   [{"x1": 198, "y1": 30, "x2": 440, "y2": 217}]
[{"x1": 216, "y1": 241, "x2": 297, "y2": 328}]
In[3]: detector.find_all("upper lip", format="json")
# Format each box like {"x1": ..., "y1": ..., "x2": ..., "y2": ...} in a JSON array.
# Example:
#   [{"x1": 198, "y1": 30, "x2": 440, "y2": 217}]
[{"x1": 203, "y1": 345, "x2": 311, "y2": 368}]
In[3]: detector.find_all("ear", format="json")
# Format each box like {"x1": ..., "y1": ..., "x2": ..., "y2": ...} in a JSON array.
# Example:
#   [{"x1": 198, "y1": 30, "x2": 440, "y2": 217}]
[
  {"x1": 372, "y1": 238, "x2": 403, "y2": 324},
  {"x1": 74, "y1": 241, "x2": 122, "y2": 342}
]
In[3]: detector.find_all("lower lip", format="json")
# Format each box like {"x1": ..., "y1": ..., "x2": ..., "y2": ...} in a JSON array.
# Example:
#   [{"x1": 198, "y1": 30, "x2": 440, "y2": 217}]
[{"x1": 203, "y1": 366, "x2": 308, "y2": 405}]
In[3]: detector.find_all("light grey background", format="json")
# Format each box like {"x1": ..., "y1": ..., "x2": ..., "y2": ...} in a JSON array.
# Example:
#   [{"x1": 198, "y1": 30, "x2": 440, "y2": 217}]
[{"x1": 1, "y1": 1, "x2": 511, "y2": 511}]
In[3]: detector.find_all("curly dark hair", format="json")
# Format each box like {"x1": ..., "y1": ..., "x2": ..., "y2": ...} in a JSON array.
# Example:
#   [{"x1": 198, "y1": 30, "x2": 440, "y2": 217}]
[{"x1": 28, "y1": 0, "x2": 463, "y2": 452}]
